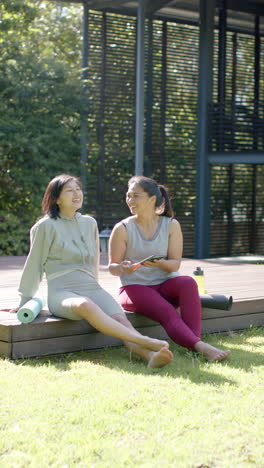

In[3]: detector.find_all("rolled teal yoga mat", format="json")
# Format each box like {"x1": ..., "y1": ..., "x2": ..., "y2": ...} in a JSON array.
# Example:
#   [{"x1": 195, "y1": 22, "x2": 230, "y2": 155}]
[{"x1": 17, "y1": 297, "x2": 43, "y2": 324}]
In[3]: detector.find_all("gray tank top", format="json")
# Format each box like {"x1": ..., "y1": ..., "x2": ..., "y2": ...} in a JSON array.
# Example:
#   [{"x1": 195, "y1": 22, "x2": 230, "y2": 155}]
[{"x1": 120, "y1": 216, "x2": 179, "y2": 286}]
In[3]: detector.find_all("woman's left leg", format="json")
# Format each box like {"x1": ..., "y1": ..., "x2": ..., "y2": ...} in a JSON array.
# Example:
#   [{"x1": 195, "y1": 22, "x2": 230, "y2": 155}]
[
  {"x1": 158, "y1": 276, "x2": 202, "y2": 338},
  {"x1": 158, "y1": 276, "x2": 231, "y2": 361}
]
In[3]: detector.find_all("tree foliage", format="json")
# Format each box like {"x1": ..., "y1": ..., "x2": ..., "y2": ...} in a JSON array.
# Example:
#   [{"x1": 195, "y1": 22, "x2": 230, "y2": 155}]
[
  {"x1": 0, "y1": 1, "x2": 82, "y2": 254},
  {"x1": 0, "y1": 1, "x2": 263, "y2": 256}
]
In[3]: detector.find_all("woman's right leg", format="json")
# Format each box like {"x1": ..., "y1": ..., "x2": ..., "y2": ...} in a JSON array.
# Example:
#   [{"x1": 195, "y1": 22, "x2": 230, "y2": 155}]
[
  {"x1": 157, "y1": 278, "x2": 230, "y2": 361},
  {"x1": 119, "y1": 285, "x2": 200, "y2": 349},
  {"x1": 71, "y1": 297, "x2": 169, "y2": 352}
]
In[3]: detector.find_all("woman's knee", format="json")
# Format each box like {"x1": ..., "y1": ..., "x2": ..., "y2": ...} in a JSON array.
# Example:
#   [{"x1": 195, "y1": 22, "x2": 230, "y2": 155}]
[
  {"x1": 176, "y1": 275, "x2": 199, "y2": 292},
  {"x1": 72, "y1": 299, "x2": 95, "y2": 318}
]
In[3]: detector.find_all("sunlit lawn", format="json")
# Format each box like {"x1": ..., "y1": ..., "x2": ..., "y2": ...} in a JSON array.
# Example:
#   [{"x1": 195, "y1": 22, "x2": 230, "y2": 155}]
[{"x1": 0, "y1": 327, "x2": 263, "y2": 468}]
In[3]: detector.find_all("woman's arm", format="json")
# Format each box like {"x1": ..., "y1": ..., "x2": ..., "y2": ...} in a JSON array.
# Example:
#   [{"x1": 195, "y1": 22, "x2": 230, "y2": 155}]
[
  {"x1": 108, "y1": 223, "x2": 127, "y2": 276},
  {"x1": 144, "y1": 219, "x2": 183, "y2": 273},
  {"x1": 18, "y1": 221, "x2": 51, "y2": 306},
  {"x1": 109, "y1": 223, "x2": 138, "y2": 276}
]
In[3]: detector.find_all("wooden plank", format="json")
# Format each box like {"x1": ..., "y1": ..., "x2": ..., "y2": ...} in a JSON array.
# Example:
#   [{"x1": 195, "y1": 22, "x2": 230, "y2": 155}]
[
  {"x1": 11, "y1": 318, "x2": 94, "y2": 342},
  {"x1": 2, "y1": 312, "x2": 264, "y2": 359},
  {"x1": 202, "y1": 312, "x2": 264, "y2": 334},
  {"x1": 10, "y1": 315, "x2": 165, "y2": 342},
  {"x1": 1, "y1": 303, "x2": 264, "y2": 345},
  {"x1": 0, "y1": 322, "x2": 12, "y2": 342},
  {"x1": 201, "y1": 299, "x2": 264, "y2": 320},
  {"x1": 127, "y1": 302, "x2": 264, "y2": 323},
  {"x1": 231, "y1": 299, "x2": 264, "y2": 315},
  {"x1": 0, "y1": 341, "x2": 12, "y2": 358},
  {"x1": 0, "y1": 311, "x2": 162, "y2": 343},
  {"x1": 11, "y1": 333, "x2": 122, "y2": 359},
  {"x1": 9, "y1": 309, "x2": 264, "y2": 359},
  {"x1": 11, "y1": 325, "x2": 168, "y2": 359}
]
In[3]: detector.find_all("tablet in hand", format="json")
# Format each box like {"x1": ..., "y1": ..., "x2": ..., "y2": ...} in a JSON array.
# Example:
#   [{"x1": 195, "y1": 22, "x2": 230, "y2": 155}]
[{"x1": 139, "y1": 255, "x2": 164, "y2": 264}]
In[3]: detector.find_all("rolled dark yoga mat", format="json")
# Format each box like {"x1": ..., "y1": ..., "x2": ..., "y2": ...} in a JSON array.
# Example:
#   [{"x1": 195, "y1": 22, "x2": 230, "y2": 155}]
[{"x1": 199, "y1": 294, "x2": 233, "y2": 311}]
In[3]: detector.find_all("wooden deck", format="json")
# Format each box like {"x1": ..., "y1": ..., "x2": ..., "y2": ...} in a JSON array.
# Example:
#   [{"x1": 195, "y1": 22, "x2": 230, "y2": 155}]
[{"x1": 0, "y1": 255, "x2": 264, "y2": 359}]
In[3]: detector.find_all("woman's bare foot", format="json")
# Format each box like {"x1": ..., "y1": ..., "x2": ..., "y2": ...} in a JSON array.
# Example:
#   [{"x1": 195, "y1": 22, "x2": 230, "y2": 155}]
[
  {"x1": 139, "y1": 336, "x2": 169, "y2": 352},
  {"x1": 147, "y1": 347, "x2": 173, "y2": 368},
  {"x1": 194, "y1": 341, "x2": 231, "y2": 362}
]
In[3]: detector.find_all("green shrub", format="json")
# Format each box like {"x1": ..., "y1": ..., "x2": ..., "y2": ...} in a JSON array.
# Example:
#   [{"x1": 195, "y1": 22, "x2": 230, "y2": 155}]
[{"x1": 0, "y1": 211, "x2": 30, "y2": 256}]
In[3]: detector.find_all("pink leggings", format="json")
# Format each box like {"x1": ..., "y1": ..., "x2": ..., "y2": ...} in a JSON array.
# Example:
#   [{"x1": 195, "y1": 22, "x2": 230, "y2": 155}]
[{"x1": 119, "y1": 276, "x2": 202, "y2": 349}]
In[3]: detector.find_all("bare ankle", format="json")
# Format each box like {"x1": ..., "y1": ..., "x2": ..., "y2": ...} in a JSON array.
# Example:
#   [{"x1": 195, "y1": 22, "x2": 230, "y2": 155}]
[{"x1": 194, "y1": 340, "x2": 204, "y2": 352}]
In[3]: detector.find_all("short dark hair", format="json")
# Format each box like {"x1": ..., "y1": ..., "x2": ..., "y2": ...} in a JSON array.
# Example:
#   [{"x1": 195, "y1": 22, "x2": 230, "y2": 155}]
[
  {"x1": 128, "y1": 176, "x2": 174, "y2": 218},
  {"x1": 42, "y1": 174, "x2": 82, "y2": 219}
]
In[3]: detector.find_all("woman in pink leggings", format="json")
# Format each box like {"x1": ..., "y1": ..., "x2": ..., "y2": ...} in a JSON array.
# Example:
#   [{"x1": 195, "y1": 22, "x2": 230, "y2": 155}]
[{"x1": 109, "y1": 176, "x2": 231, "y2": 362}]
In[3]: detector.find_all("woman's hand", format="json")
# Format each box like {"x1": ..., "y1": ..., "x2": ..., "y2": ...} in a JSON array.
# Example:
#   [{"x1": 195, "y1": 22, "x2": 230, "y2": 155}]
[
  {"x1": 120, "y1": 260, "x2": 141, "y2": 274},
  {"x1": 142, "y1": 258, "x2": 166, "y2": 268},
  {"x1": 9, "y1": 307, "x2": 19, "y2": 313},
  {"x1": 143, "y1": 256, "x2": 181, "y2": 273}
]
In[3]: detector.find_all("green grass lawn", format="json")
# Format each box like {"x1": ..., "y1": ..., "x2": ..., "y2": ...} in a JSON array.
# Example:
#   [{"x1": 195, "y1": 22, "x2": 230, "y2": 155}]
[{"x1": 0, "y1": 327, "x2": 263, "y2": 468}]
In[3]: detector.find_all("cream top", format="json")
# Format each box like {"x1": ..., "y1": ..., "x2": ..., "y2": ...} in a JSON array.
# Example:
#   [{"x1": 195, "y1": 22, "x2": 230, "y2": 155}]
[{"x1": 18, "y1": 213, "x2": 98, "y2": 306}]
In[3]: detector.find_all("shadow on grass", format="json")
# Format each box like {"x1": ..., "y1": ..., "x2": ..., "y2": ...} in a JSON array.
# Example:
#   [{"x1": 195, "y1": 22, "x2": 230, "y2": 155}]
[
  {"x1": 10, "y1": 347, "x2": 235, "y2": 386},
  {"x1": 202, "y1": 327, "x2": 264, "y2": 370},
  {"x1": 9, "y1": 327, "x2": 264, "y2": 386}
]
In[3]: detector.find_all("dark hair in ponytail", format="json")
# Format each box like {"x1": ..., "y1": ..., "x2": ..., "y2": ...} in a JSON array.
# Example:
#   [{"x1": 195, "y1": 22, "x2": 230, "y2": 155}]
[{"x1": 128, "y1": 176, "x2": 174, "y2": 218}]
